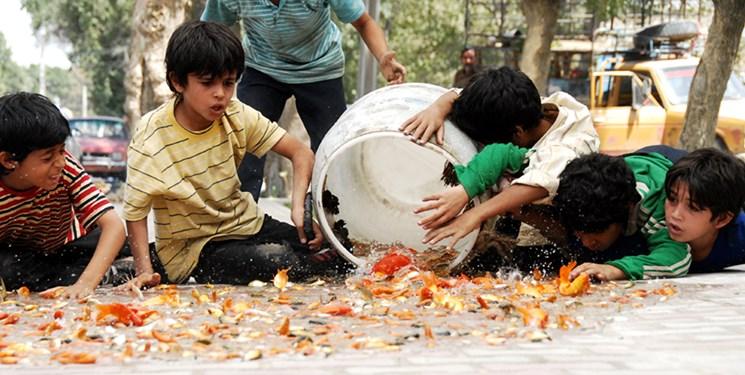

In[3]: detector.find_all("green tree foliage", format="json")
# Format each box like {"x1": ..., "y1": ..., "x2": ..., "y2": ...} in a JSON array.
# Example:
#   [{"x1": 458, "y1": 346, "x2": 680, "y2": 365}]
[
  {"x1": 340, "y1": 0, "x2": 465, "y2": 101},
  {"x1": 0, "y1": 33, "x2": 33, "y2": 95},
  {"x1": 0, "y1": 33, "x2": 82, "y2": 113},
  {"x1": 24, "y1": 65, "x2": 85, "y2": 115},
  {"x1": 585, "y1": 0, "x2": 628, "y2": 22},
  {"x1": 22, "y1": 0, "x2": 134, "y2": 116}
]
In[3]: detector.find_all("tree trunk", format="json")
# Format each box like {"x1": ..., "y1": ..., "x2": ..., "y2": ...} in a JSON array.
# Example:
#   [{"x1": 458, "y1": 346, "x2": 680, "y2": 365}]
[
  {"x1": 678, "y1": 0, "x2": 745, "y2": 151},
  {"x1": 518, "y1": 0, "x2": 559, "y2": 95},
  {"x1": 124, "y1": 0, "x2": 192, "y2": 130}
]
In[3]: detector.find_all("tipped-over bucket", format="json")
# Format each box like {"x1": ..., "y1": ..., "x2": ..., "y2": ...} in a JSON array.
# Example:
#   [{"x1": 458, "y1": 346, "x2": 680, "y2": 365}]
[{"x1": 311, "y1": 83, "x2": 483, "y2": 271}]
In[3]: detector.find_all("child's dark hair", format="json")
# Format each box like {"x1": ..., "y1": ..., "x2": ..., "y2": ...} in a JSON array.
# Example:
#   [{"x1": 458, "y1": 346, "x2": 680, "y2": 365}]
[
  {"x1": 554, "y1": 153, "x2": 640, "y2": 233},
  {"x1": 665, "y1": 148, "x2": 745, "y2": 220},
  {"x1": 165, "y1": 20, "x2": 245, "y2": 93},
  {"x1": 450, "y1": 67, "x2": 542, "y2": 145},
  {"x1": 0, "y1": 92, "x2": 70, "y2": 174}
]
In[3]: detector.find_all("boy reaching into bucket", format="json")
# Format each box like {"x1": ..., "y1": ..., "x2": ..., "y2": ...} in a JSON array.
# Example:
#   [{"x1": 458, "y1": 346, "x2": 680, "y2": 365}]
[
  {"x1": 122, "y1": 21, "x2": 340, "y2": 290},
  {"x1": 399, "y1": 67, "x2": 598, "y2": 250}
]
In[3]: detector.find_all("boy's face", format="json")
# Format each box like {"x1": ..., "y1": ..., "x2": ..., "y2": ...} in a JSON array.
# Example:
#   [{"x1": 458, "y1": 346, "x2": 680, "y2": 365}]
[
  {"x1": 0, "y1": 144, "x2": 66, "y2": 191},
  {"x1": 511, "y1": 126, "x2": 532, "y2": 148},
  {"x1": 575, "y1": 223, "x2": 623, "y2": 252},
  {"x1": 172, "y1": 71, "x2": 237, "y2": 128},
  {"x1": 665, "y1": 182, "x2": 731, "y2": 243}
]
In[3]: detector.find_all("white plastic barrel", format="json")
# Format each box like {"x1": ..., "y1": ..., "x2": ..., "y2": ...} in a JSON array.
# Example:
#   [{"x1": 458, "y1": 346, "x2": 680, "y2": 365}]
[{"x1": 311, "y1": 83, "x2": 482, "y2": 270}]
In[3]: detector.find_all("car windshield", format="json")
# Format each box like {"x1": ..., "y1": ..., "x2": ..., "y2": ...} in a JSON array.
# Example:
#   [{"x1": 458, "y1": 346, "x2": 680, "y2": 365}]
[
  {"x1": 660, "y1": 66, "x2": 745, "y2": 105},
  {"x1": 70, "y1": 119, "x2": 128, "y2": 139}
]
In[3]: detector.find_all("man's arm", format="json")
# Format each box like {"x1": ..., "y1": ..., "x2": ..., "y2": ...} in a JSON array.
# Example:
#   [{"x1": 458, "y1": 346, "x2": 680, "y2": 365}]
[
  {"x1": 351, "y1": 13, "x2": 406, "y2": 84},
  {"x1": 270, "y1": 134, "x2": 322, "y2": 248},
  {"x1": 61, "y1": 210, "x2": 126, "y2": 298}
]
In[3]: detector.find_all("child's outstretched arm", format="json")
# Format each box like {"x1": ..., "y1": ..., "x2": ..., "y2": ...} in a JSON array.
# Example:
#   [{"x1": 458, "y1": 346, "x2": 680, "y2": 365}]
[
  {"x1": 417, "y1": 143, "x2": 528, "y2": 231},
  {"x1": 56, "y1": 210, "x2": 126, "y2": 298},
  {"x1": 121, "y1": 218, "x2": 161, "y2": 290},
  {"x1": 604, "y1": 228, "x2": 690, "y2": 280},
  {"x1": 270, "y1": 134, "x2": 323, "y2": 249},
  {"x1": 351, "y1": 13, "x2": 406, "y2": 84},
  {"x1": 400, "y1": 90, "x2": 458, "y2": 145},
  {"x1": 423, "y1": 183, "x2": 549, "y2": 250}
]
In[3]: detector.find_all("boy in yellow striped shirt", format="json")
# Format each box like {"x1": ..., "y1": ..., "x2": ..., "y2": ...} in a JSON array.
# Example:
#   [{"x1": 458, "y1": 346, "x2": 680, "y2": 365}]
[{"x1": 123, "y1": 21, "x2": 334, "y2": 288}]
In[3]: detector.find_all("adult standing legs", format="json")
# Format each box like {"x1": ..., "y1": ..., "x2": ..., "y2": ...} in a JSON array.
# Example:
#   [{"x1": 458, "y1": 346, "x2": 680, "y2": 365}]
[
  {"x1": 236, "y1": 67, "x2": 291, "y2": 200},
  {"x1": 292, "y1": 77, "x2": 347, "y2": 152}
]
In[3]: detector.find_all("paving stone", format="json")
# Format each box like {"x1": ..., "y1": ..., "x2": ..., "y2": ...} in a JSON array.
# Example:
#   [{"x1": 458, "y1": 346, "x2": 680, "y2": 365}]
[{"x1": 4, "y1": 245, "x2": 745, "y2": 374}]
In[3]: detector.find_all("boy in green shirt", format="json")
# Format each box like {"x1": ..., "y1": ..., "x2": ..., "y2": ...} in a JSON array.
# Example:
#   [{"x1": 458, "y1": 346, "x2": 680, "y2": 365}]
[
  {"x1": 553, "y1": 149, "x2": 690, "y2": 281},
  {"x1": 401, "y1": 68, "x2": 598, "y2": 250}
]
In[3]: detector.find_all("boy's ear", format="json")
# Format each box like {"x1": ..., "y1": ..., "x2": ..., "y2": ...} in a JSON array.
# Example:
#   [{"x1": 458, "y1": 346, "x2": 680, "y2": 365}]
[
  {"x1": 168, "y1": 72, "x2": 184, "y2": 93},
  {"x1": 713, "y1": 211, "x2": 735, "y2": 229},
  {"x1": 0, "y1": 151, "x2": 18, "y2": 171}
]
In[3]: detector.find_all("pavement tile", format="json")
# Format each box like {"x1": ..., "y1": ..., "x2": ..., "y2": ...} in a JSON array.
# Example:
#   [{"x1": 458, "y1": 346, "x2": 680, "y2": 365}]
[{"x1": 345, "y1": 364, "x2": 475, "y2": 374}]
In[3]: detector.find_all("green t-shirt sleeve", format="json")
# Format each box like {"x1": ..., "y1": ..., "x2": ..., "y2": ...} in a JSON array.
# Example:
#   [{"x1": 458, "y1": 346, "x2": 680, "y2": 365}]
[
  {"x1": 454, "y1": 143, "x2": 528, "y2": 198},
  {"x1": 607, "y1": 228, "x2": 691, "y2": 280},
  {"x1": 201, "y1": 0, "x2": 239, "y2": 24}
]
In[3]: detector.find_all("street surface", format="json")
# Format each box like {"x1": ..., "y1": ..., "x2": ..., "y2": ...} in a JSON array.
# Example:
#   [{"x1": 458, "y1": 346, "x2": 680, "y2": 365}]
[{"x1": 3, "y1": 198, "x2": 735, "y2": 374}]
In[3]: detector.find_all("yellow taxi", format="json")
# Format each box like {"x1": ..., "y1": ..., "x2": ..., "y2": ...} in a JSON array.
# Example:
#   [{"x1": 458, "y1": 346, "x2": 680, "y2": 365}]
[{"x1": 590, "y1": 58, "x2": 745, "y2": 154}]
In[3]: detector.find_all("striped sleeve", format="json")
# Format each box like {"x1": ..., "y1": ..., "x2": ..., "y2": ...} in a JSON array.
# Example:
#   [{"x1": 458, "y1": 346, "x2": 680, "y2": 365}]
[
  {"x1": 607, "y1": 228, "x2": 691, "y2": 280},
  {"x1": 241, "y1": 105, "x2": 286, "y2": 158},
  {"x1": 328, "y1": 0, "x2": 366, "y2": 23},
  {"x1": 65, "y1": 154, "x2": 113, "y2": 229},
  {"x1": 606, "y1": 173, "x2": 691, "y2": 280},
  {"x1": 201, "y1": 0, "x2": 239, "y2": 24},
  {"x1": 124, "y1": 119, "x2": 167, "y2": 222}
]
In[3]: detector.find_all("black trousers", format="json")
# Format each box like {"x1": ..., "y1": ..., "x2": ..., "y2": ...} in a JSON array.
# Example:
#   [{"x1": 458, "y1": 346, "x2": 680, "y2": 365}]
[
  {"x1": 0, "y1": 229, "x2": 129, "y2": 291},
  {"x1": 235, "y1": 67, "x2": 347, "y2": 201},
  {"x1": 151, "y1": 215, "x2": 350, "y2": 284}
]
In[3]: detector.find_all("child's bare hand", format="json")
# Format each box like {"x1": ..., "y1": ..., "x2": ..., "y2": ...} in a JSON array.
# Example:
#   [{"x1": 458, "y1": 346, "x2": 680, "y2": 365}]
[
  {"x1": 307, "y1": 221, "x2": 324, "y2": 249},
  {"x1": 291, "y1": 206, "x2": 324, "y2": 250},
  {"x1": 422, "y1": 209, "x2": 481, "y2": 250},
  {"x1": 40, "y1": 284, "x2": 92, "y2": 300},
  {"x1": 116, "y1": 272, "x2": 161, "y2": 293},
  {"x1": 379, "y1": 51, "x2": 406, "y2": 85},
  {"x1": 399, "y1": 107, "x2": 446, "y2": 145},
  {"x1": 570, "y1": 263, "x2": 625, "y2": 282},
  {"x1": 59, "y1": 282, "x2": 95, "y2": 300},
  {"x1": 415, "y1": 185, "x2": 469, "y2": 230}
]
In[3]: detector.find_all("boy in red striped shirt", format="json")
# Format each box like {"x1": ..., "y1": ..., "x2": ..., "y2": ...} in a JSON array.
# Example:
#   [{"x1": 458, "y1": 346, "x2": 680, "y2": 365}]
[{"x1": 0, "y1": 92, "x2": 126, "y2": 298}]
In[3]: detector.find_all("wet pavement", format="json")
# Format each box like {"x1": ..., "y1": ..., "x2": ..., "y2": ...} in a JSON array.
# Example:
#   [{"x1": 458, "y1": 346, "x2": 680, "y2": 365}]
[
  {"x1": 1, "y1": 264, "x2": 743, "y2": 373},
  {"x1": 3, "y1": 199, "x2": 738, "y2": 373}
]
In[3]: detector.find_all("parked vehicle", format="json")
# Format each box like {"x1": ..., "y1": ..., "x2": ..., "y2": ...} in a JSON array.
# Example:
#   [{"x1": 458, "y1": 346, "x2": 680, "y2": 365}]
[
  {"x1": 589, "y1": 22, "x2": 745, "y2": 154},
  {"x1": 67, "y1": 116, "x2": 129, "y2": 178},
  {"x1": 65, "y1": 131, "x2": 83, "y2": 161}
]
